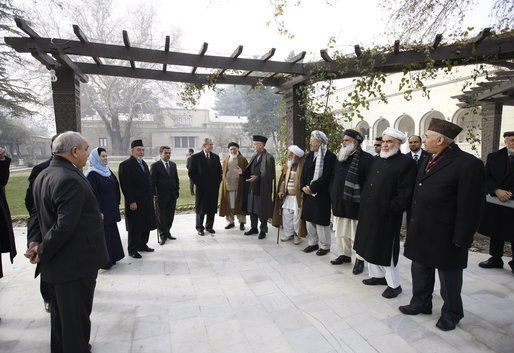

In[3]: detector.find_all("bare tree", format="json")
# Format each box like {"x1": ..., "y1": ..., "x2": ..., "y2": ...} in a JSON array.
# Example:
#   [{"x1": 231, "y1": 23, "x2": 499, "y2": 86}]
[{"x1": 381, "y1": 0, "x2": 513, "y2": 42}]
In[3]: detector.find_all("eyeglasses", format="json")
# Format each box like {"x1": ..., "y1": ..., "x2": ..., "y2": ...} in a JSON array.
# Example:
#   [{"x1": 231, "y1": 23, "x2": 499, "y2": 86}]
[{"x1": 374, "y1": 144, "x2": 381, "y2": 147}]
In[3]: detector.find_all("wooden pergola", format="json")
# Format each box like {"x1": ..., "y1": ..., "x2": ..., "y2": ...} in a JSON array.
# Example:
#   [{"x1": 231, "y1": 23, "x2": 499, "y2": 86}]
[{"x1": 5, "y1": 18, "x2": 514, "y2": 155}]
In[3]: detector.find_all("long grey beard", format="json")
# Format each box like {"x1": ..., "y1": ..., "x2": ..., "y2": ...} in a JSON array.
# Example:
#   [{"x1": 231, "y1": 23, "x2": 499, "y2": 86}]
[
  {"x1": 287, "y1": 159, "x2": 294, "y2": 168},
  {"x1": 230, "y1": 153, "x2": 238, "y2": 160},
  {"x1": 380, "y1": 146, "x2": 399, "y2": 159},
  {"x1": 337, "y1": 143, "x2": 354, "y2": 162}
]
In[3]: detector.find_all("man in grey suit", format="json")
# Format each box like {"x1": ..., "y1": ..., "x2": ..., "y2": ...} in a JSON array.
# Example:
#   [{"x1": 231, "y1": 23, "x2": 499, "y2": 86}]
[{"x1": 26, "y1": 131, "x2": 108, "y2": 353}]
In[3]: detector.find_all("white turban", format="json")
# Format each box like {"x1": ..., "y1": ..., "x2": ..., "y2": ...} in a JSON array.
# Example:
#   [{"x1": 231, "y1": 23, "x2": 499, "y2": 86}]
[
  {"x1": 288, "y1": 145, "x2": 304, "y2": 157},
  {"x1": 382, "y1": 127, "x2": 407, "y2": 144},
  {"x1": 311, "y1": 130, "x2": 328, "y2": 145}
]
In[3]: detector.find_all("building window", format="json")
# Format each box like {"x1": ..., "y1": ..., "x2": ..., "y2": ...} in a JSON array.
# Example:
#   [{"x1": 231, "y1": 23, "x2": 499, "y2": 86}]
[
  {"x1": 174, "y1": 136, "x2": 195, "y2": 148},
  {"x1": 99, "y1": 137, "x2": 108, "y2": 147},
  {"x1": 174, "y1": 116, "x2": 192, "y2": 126}
]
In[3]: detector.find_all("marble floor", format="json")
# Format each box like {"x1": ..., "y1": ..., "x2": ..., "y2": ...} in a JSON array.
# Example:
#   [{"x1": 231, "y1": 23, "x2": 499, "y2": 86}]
[{"x1": 0, "y1": 213, "x2": 513, "y2": 353}]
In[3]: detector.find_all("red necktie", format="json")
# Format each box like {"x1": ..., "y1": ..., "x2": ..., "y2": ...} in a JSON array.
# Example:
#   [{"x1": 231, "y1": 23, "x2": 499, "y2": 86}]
[
  {"x1": 206, "y1": 153, "x2": 210, "y2": 163},
  {"x1": 166, "y1": 162, "x2": 170, "y2": 175}
]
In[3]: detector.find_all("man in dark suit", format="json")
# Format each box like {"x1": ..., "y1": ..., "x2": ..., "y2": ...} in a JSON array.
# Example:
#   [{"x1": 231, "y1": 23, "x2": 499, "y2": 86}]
[
  {"x1": 478, "y1": 131, "x2": 514, "y2": 273},
  {"x1": 26, "y1": 131, "x2": 109, "y2": 353},
  {"x1": 188, "y1": 138, "x2": 222, "y2": 235},
  {"x1": 119, "y1": 139, "x2": 157, "y2": 258},
  {"x1": 25, "y1": 134, "x2": 58, "y2": 312},
  {"x1": 0, "y1": 146, "x2": 16, "y2": 280},
  {"x1": 408, "y1": 135, "x2": 430, "y2": 170},
  {"x1": 400, "y1": 118, "x2": 485, "y2": 332},
  {"x1": 151, "y1": 146, "x2": 179, "y2": 245},
  {"x1": 186, "y1": 148, "x2": 195, "y2": 196}
]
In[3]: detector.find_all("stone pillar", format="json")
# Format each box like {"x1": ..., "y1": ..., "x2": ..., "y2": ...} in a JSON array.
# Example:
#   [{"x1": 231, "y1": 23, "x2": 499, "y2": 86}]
[
  {"x1": 51, "y1": 68, "x2": 81, "y2": 133},
  {"x1": 480, "y1": 102, "x2": 502, "y2": 160},
  {"x1": 284, "y1": 84, "x2": 305, "y2": 149}
]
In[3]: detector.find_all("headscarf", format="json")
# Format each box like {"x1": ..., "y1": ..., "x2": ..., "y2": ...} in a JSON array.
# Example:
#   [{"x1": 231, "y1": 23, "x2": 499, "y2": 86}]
[{"x1": 85, "y1": 147, "x2": 112, "y2": 177}]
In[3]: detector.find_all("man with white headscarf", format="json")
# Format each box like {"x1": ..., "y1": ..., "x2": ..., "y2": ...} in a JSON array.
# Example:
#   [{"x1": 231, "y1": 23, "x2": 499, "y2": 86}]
[
  {"x1": 354, "y1": 127, "x2": 416, "y2": 299},
  {"x1": 329, "y1": 129, "x2": 374, "y2": 275},
  {"x1": 301, "y1": 131, "x2": 336, "y2": 256},
  {"x1": 272, "y1": 145, "x2": 306, "y2": 245}
]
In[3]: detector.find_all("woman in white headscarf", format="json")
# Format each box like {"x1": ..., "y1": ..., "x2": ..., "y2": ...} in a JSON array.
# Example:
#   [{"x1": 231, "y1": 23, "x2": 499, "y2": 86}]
[{"x1": 86, "y1": 147, "x2": 125, "y2": 269}]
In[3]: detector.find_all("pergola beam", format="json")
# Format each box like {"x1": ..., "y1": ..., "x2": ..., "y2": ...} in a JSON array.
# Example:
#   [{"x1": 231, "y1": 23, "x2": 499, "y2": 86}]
[
  {"x1": 76, "y1": 62, "x2": 280, "y2": 86},
  {"x1": 163, "y1": 36, "x2": 170, "y2": 72},
  {"x1": 122, "y1": 30, "x2": 136, "y2": 69},
  {"x1": 73, "y1": 25, "x2": 103, "y2": 66},
  {"x1": 216, "y1": 45, "x2": 244, "y2": 76},
  {"x1": 242, "y1": 48, "x2": 276, "y2": 77},
  {"x1": 191, "y1": 42, "x2": 208, "y2": 74}
]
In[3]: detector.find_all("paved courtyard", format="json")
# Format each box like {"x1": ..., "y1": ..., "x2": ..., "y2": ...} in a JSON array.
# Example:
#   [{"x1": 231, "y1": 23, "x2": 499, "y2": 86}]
[{"x1": 0, "y1": 213, "x2": 513, "y2": 353}]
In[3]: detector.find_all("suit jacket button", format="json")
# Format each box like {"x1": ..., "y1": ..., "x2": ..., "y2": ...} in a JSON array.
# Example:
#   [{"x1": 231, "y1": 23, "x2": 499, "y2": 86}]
[{"x1": 418, "y1": 183, "x2": 422, "y2": 186}]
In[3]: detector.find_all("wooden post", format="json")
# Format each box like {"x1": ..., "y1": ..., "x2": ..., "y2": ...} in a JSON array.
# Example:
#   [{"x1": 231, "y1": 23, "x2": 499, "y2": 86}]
[
  {"x1": 51, "y1": 68, "x2": 81, "y2": 133},
  {"x1": 284, "y1": 84, "x2": 305, "y2": 149},
  {"x1": 480, "y1": 102, "x2": 503, "y2": 160}
]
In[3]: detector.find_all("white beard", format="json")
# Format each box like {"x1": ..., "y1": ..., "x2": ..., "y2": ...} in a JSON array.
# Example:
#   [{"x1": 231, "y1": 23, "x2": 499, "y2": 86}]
[
  {"x1": 230, "y1": 153, "x2": 238, "y2": 160},
  {"x1": 135, "y1": 156, "x2": 143, "y2": 163},
  {"x1": 508, "y1": 148, "x2": 514, "y2": 154},
  {"x1": 287, "y1": 158, "x2": 294, "y2": 168},
  {"x1": 337, "y1": 143, "x2": 355, "y2": 162},
  {"x1": 380, "y1": 146, "x2": 399, "y2": 159}
]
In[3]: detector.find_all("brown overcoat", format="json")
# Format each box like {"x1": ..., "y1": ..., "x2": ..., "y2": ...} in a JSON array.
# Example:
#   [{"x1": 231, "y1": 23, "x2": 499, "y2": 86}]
[
  {"x1": 219, "y1": 154, "x2": 249, "y2": 217},
  {"x1": 272, "y1": 159, "x2": 307, "y2": 237}
]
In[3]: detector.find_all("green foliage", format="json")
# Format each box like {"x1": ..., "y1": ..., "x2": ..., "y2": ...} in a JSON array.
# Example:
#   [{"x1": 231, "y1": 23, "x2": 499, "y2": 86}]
[
  {"x1": 0, "y1": 0, "x2": 40, "y2": 117},
  {"x1": 303, "y1": 111, "x2": 345, "y2": 154}
]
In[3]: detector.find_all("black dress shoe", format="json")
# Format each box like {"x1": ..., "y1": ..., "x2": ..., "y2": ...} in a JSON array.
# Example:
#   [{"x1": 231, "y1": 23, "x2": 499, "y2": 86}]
[
  {"x1": 167, "y1": 235, "x2": 176, "y2": 240},
  {"x1": 225, "y1": 223, "x2": 235, "y2": 229},
  {"x1": 129, "y1": 252, "x2": 142, "y2": 259},
  {"x1": 436, "y1": 317, "x2": 457, "y2": 331},
  {"x1": 316, "y1": 248, "x2": 330, "y2": 256},
  {"x1": 159, "y1": 238, "x2": 166, "y2": 245},
  {"x1": 244, "y1": 228, "x2": 258, "y2": 235},
  {"x1": 331, "y1": 255, "x2": 351, "y2": 265},
  {"x1": 258, "y1": 232, "x2": 266, "y2": 239},
  {"x1": 352, "y1": 259, "x2": 364, "y2": 275},
  {"x1": 478, "y1": 257, "x2": 503, "y2": 269},
  {"x1": 362, "y1": 277, "x2": 387, "y2": 286},
  {"x1": 206, "y1": 228, "x2": 216, "y2": 234},
  {"x1": 398, "y1": 304, "x2": 432, "y2": 315},
  {"x1": 382, "y1": 286, "x2": 402, "y2": 299},
  {"x1": 303, "y1": 245, "x2": 319, "y2": 253},
  {"x1": 240, "y1": 223, "x2": 245, "y2": 231},
  {"x1": 197, "y1": 230, "x2": 205, "y2": 236},
  {"x1": 139, "y1": 246, "x2": 154, "y2": 252}
]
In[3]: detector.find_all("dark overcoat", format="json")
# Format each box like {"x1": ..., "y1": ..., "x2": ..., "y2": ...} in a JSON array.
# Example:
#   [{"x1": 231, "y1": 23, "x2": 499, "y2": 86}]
[
  {"x1": 241, "y1": 149, "x2": 276, "y2": 219},
  {"x1": 301, "y1": 149, "x2": 336, "y2": 226},
  {"x1": 150, "y1": 160, "x2": 179, "y2": 203},
  {"x1": 354, "y1": 152, "x2": 416, "y2": 266},
  {"x1": 86, "y1": 171, "x2": 122, "y2": 226},
  {"x1": 118, "y1": 156, "x2": 156, "y2": 233},
  {"x1": 0, "y1": 156, "x2": 16, "y2": 278},
  {"x1": 32, "y1": 158, "x2": 109, "y2": 283},
  {"x1": 330, "y1": 149, "x2": 374, "y2": 219},
  {"x1": 404, "y1": 145, "x2": 485, "y2": 270},
  {"x1": 188, "y1": 151, "x2": 222, "y2": 214},
  {"x1": 477, "y1": 147, "x2": 514, "y2": 242},
  {"x1": 219, "y1": 154, "x2": 248, "y2": 217}
]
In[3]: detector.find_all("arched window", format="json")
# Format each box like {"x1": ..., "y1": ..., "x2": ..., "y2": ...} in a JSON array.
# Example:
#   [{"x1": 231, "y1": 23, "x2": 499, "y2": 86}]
[
  {"x1": 452, "y1": 107, "x2": 482, "y2": 144},
  {"x1": 394, "y1": 114, "x2": 415, "y2": 138},
  {"x1": 419, "y1": 110, "x2": 445, "y2": 137},
  {"x1": 373, "y1": 118, "x2": 390, "y2": 138},
  {"x1": 355, "y1": 120, "x2": 370, "y2": 140}
]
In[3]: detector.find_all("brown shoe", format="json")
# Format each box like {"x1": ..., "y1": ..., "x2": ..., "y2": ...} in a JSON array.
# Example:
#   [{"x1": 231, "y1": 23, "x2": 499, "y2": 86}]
[
  {"x1": 316, "y1": 248, "x2": 330, "y2": 256},
  {"x1": 303, "y1": 245, "x2": 319, "y2": 253}
]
